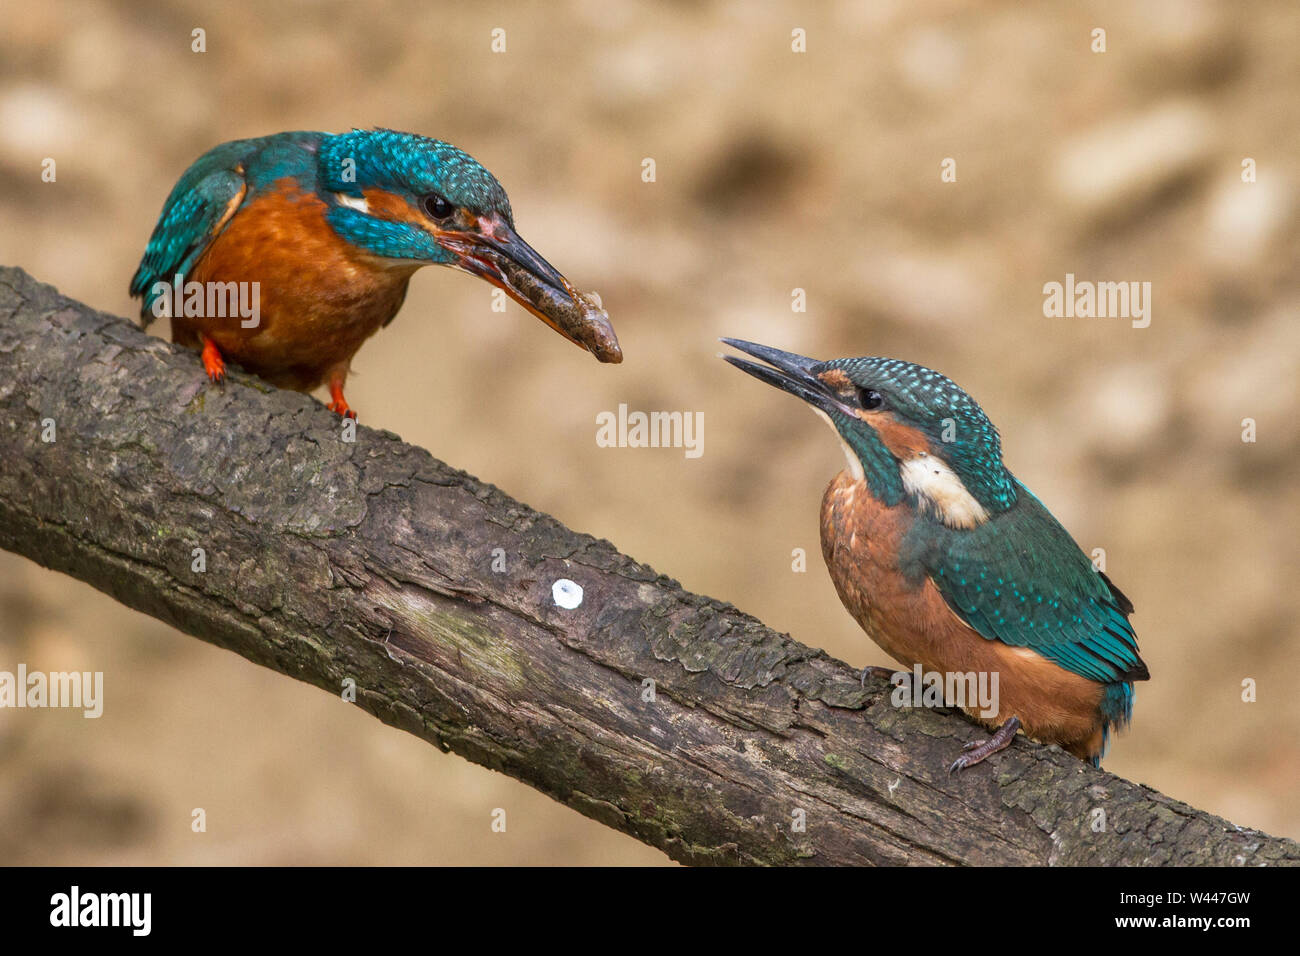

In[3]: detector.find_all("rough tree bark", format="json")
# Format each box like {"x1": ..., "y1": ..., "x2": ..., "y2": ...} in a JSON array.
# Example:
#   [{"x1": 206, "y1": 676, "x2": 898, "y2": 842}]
[{"x1": 0, "y1": 265, "x2": 1294, "y2": 866}]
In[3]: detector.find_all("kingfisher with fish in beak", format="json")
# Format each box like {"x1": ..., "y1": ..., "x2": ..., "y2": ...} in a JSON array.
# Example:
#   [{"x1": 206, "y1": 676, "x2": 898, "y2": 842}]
[
  {"x1": 131, "y1": 129, "x2": 621, "y2": 419},
  {"x1": 722, "y1": 339, "x2": 1148, "y2": 771}
]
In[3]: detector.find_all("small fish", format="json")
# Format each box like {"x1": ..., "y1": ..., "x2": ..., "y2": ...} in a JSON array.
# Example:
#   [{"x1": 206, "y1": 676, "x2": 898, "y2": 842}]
[{"x1": 491, "y1": 254, "x2": 622, "y2": 363}]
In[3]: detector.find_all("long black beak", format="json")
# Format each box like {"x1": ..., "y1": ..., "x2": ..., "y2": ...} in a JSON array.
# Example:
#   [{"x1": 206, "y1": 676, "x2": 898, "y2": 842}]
[
  {"x1": 721, "y1": 338, "x2": 848, "y2": 416},
  {"x1": 483, "y1": 227, "x2": 567, "y2": 291},
  {"x1": 440, "y1": 218, "x2": 622, "y2": 364}
]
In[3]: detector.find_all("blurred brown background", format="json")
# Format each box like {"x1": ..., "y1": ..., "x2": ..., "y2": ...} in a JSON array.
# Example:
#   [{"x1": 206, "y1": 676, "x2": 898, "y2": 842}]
[{"x1": 1, "y1": 1, "x2": 1297, "y2": 864}]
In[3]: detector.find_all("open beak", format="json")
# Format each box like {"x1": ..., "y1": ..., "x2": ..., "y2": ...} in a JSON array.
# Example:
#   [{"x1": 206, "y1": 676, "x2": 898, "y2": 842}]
[
  {"x1": 720, "y1": 338, "x2": 851, "y2": 416},
  {"x1": 440, "y1": 218, "x2": 622, "y2": 363}
]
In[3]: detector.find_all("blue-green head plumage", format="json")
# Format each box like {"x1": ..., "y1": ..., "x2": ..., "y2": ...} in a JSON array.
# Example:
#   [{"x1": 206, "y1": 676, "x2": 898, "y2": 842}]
[
  {"x1": 819, "y1": 356, "x2": 1018, "y2": 513},
  {"x1": 721, "y1": 340, "x2": 1017, "y2": 515},
  {"x1": 317, "y1": 129, "x2": 513, "y2": 263},
  {"x1": 131, "y1": 128, "x2": 516, "y2": 290}
]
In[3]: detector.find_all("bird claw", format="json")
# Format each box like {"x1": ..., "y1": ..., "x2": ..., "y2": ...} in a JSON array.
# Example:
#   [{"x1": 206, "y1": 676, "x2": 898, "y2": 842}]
[
  {"x1": 200, "y1": 337, "x2": 226, "y2": 384},
  {"x1": 947, "y1": 716, "x2": 1021, "y2": 773},
  {"x1": 947, "y1": 742, "x2": 987, "y2": 774},
  {"x1": 859, "y1": 665, "x2": 898, "y2": 688},
  {"x1": 326, "y1": 378, "x2": 356, "y2": 419},
  {"x1": 327, "y1": 399, "x2": 357, "y2": 420}
]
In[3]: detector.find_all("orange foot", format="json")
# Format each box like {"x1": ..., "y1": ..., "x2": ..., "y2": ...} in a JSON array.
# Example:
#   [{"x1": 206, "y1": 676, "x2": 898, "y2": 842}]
[
  {"x1": 328, "y1": 379, "x2": 357, "y2": 419},
  {"x1": 200, "y1": 336, "x2": 225, "y2": 383}
]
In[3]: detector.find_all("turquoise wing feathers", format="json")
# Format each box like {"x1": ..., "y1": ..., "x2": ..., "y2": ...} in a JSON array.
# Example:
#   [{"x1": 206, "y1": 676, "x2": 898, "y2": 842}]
[
  {"x1": 907, "y1": 479, "x2": 1148, "y2": 685},
  {"x1": 128, "y1": 141, "x2": 261, "y2": 325},
  {"x1": 130, "y1": 132, "x2": 331, "y2": 324}
]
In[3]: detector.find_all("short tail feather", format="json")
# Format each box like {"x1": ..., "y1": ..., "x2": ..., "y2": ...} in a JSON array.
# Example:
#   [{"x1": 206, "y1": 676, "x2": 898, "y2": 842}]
[{"x1": 1092, "y1": 681, "x2": 1136, "y2": 767}]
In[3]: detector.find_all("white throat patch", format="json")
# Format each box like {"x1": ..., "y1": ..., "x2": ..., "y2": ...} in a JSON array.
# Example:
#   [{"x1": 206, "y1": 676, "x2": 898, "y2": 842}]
[
  {"x1": 900, "y1": 453, "x2": 989, "y2": 529},
  {"x1": 810, "y1": 409, "x2": 989, "y2": 528},
  {"x1": 811, "y1": 408, "x2": 865, "y2": 482}
]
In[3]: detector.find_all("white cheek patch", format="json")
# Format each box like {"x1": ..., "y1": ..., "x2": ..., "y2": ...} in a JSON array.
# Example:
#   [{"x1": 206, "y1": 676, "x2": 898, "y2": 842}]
[
  {"x1": 811, "y1": 408, "x2": 865, "y2": 482},
  {"x1": 334, "y1": 192, "x2": 370, "y2": 214},
  {"x1": 808, "y1": 409, "x2": 989, "y2": 529},
  {"x1": 900, "y1": 454, "x2": 989, "y2": 529}
]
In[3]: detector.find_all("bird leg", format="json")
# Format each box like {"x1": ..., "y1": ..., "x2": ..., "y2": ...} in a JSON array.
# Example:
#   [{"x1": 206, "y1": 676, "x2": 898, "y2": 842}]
[
  {"x1": 949, "y1": 715, "x2": 1021, "y2": 773},
  {"x1": 199, "y1": 335, "x2": 225, "y2": 383},
  {"x1": 327, "y1": 372, "x2": 356, "y2": 420}
]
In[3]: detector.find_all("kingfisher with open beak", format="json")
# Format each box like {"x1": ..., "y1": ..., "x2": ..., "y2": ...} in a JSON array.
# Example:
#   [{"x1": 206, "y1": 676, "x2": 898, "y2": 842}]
[
  {"x1": 722, "y1": 339, "x2": 1148, "y2": 771},
  {"x1": 130, "y1": 129, "x2": 622, "y2": 418}
]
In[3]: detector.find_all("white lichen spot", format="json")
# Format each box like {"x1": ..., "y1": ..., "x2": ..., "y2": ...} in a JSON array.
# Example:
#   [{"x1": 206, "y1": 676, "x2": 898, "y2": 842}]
[{"x1": 552, "y1": 578, "x2": 584, "y2": 609}]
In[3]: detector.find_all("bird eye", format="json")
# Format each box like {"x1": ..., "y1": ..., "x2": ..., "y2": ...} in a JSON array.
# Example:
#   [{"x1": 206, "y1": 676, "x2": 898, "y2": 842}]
[
  {"x1": 858, "y1": 388, "x2": 885, "y2": 410},
  {"x1": 422, "y1": 193, "x2": 454, "y2": 220}
]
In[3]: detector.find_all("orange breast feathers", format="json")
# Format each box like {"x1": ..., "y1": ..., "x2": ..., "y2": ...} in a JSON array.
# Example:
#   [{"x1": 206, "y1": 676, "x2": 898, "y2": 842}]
[
  {"x1": 819, "y1": 471, "x2": 1109, "y2": 759},
  {"x1": 182, "y1": 178, "x2": 418, "y2": 391}
]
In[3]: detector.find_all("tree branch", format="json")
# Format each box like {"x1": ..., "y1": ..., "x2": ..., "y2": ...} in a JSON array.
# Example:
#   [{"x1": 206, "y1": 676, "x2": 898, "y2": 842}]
[{"x1": 0, "y1": 265, "x2": 1293, "y2": 866}]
